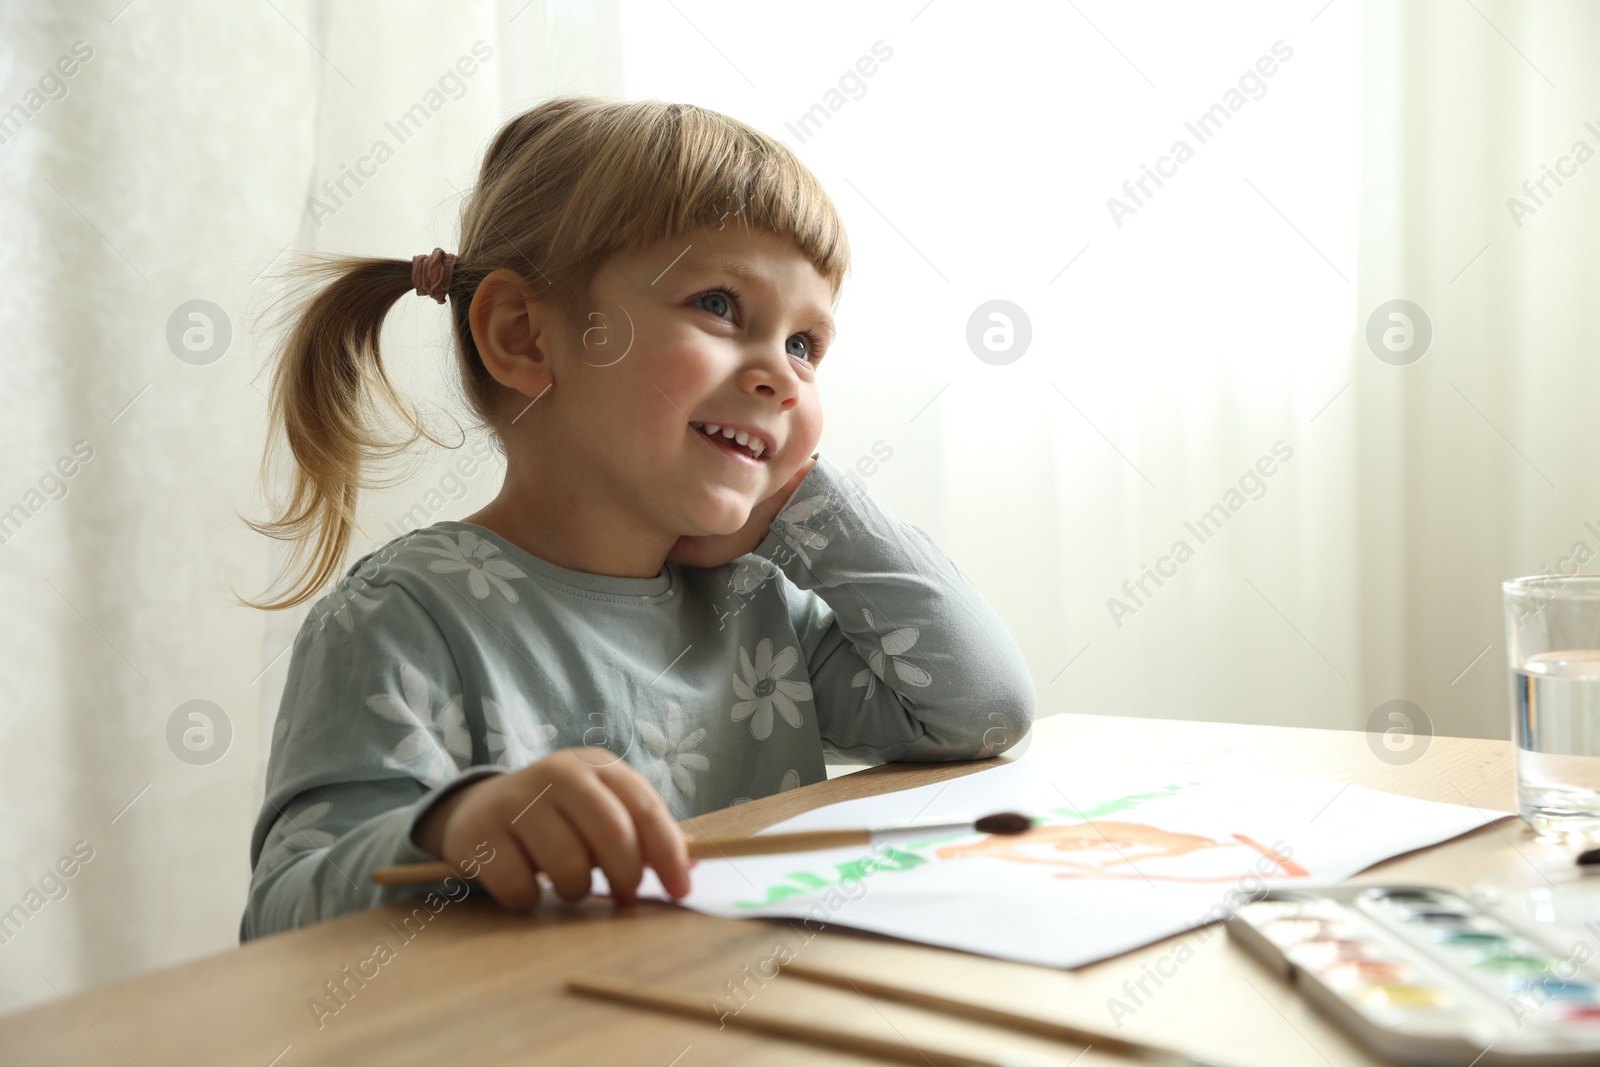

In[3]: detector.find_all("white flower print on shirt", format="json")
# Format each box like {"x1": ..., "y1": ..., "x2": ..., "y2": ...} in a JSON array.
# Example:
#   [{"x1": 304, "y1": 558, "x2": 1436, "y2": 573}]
[
  {"x1": 482, "y1": 693, "x2": 558, "y2": 770},
  {"x1": 636, "y1": 702, "x2": 711, "y2": 803},
  {"x1": 773, "y1": 493, "x2": 830, "y2": 568},
  {"x1": 365, "y1": 662, "x2": 471, "y2": 789},
  {"x1": 850, "y1": 655, "x2": 875, "y2": 701},
  {"x1": 731, "y1": 637, "x2": 813, "y2": 740},
  {"x1": 779, "y1": 768, "x2": 801, "y2": 792},
  {"x1": 850, "y1": 608, "x2": 932, "y2": 700},
  {"x1": 416, "y1": 530, "x2": 526, "y2": 603},
  {"x1": 728, "y1": 555, "x2": 777, "y2": 596}
]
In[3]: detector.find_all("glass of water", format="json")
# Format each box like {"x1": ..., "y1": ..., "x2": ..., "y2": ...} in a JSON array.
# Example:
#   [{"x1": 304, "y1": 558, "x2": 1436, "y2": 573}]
[{"x1": 1505, "y1": 575, "x2": 1600, "y2": 835}]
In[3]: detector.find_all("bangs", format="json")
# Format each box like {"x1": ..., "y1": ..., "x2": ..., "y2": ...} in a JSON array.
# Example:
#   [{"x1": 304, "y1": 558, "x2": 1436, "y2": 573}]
[{"x1": 546, "y1": 100, "x2": 850, "y2": 299}]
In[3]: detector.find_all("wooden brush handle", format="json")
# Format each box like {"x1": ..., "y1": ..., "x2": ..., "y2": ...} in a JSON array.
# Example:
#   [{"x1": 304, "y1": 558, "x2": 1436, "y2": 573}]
[
  {"x1": 370, "y1": 828, "x2": 872, "y2": 886},
  {"x1": 372, "y1": 861, "x2": 477, "y2": 886},
  {"x1": 781, "y1": 961, "x2": 1231, "y2": 1067},
  {"x1": 688, "y1": 828, "x2": 870, "y2": 858},
  {"x1": 566, "y1": 973, "x2": 1026, "y2": 1067}
]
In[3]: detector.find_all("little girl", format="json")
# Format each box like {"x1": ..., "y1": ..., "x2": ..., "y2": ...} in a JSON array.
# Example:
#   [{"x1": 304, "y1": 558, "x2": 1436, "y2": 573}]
[{"x1": 239, "y1": 96, "x2": 1035, "y2": 941}]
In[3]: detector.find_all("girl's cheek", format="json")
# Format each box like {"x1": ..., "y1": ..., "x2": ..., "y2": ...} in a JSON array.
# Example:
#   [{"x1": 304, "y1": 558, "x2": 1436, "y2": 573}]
[{"x1": 797, "y1": 404, "x2": 824, "y2": 451}]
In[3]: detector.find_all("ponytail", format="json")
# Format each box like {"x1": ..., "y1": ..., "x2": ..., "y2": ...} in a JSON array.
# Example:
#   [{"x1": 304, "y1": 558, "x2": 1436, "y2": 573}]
[{"x1": 237, "y1": 255, "x2": 451, "y2": 611}]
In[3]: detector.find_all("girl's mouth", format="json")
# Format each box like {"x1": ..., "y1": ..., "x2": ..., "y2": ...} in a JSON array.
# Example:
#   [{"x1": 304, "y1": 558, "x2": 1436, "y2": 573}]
[{"x1": 690, "y1": 422, "x2": 767, "y2": 466}]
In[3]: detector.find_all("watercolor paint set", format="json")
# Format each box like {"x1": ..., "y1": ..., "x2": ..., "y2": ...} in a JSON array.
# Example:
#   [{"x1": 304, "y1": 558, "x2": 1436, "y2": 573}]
[{"x1": 1227, "y1": 884, "x2": 1600, "y2": 1064}]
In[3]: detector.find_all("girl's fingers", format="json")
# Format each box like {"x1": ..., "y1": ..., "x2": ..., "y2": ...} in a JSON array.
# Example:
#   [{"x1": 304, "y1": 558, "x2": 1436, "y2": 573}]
[
  {"x1": 511, "y1": 800, "x2": 596, "y2": 902},
  {"x1": 597, "y1": 762, "x2": 692, "y2": 899},
  {"x1": 455, "y1": 751, "x2": 690, "y2": 912},
  {"x1": 551, "y1": 771, "x2": 645, "y2": 904},
  {"x1": 467, "y1": 825, "x2": 542, "y2": 911}
]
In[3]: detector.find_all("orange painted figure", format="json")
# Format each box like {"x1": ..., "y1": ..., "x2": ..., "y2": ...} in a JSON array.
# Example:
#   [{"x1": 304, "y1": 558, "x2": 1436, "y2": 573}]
[{"x1": 933, "y1": 820, "x2": 1309, "y2": 883}]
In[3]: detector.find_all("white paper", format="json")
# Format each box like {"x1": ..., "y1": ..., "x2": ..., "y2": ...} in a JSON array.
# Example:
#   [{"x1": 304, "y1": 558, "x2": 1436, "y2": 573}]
[{"x1": 605, "y1": 759, "x2": 1511, "y2": 969}]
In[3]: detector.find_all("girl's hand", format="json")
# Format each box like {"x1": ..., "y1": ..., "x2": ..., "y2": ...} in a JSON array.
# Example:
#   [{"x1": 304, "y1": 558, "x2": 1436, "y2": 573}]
[
  {"x1": 666, "y1": 455, "x2": 817, "y2": 569},
  {"x1": 413, "y1": 747, "x2": 691, "y2": 908}
]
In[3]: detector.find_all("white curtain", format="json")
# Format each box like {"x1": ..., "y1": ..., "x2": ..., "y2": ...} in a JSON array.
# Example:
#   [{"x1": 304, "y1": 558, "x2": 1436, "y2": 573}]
[
  {"x1": 635, "y1": 2, "x2": 1362, "y2": 730},
  {"x1": 1, "y1": 0, "x2": 1590, "y2": 1015},
  {"x1": 0, "y1": 0, "x2": 619, "y2": 1015},
  {"x1": 631, "y1": 0, "x2": 1598, "y2": 744}
]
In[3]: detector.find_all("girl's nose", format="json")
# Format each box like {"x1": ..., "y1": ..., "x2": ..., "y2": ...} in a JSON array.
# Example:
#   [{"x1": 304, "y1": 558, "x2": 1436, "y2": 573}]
[{"x1": 741, "y1": 358, "x2": 800, "y2": 409}]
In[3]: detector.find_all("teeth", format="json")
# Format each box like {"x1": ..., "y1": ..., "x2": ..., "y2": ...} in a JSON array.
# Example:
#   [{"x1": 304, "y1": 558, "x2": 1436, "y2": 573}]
[{"x1": 691, "y1": 420, "x2": 766, "y2": 460}]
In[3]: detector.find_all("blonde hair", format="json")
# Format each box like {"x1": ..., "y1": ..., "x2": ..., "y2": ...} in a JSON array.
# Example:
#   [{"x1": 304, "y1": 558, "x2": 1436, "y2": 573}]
[{"x1": 240, "y1": 95, "x2": 851, "y2": 611}]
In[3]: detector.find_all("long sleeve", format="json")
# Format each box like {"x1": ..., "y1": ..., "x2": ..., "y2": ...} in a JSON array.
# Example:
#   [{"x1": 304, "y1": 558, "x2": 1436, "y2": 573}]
[
  {"x1": 748, "y1": 454, "x2": 1035, "y2": 764},
  {"x1": 241, "y1": 579, "x2": 501, "y2": 942}
]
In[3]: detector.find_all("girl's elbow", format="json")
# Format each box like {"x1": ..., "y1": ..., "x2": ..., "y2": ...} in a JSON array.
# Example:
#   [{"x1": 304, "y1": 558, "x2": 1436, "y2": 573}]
[{"x1": 974, "y1": 683, "x2": 1034, "y2": 758}]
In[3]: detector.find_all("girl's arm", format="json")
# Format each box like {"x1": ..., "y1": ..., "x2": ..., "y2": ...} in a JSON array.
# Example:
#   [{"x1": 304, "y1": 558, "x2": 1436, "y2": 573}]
[
  {"x1": 745, "y1": 454, "x2": 1035, "y2": 764},
  {"x1": 242, "y1": 773, "x2": 497, "y2": 941},
  {"x1": 241, "y1": 583, "x2": 500, "y2": 941}
]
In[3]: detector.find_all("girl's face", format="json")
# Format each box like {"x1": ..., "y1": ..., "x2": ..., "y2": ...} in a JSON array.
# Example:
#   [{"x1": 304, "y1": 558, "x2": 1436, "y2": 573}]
[{"x1": 548, "y1": 225, "x2": 835, "y2": 540}]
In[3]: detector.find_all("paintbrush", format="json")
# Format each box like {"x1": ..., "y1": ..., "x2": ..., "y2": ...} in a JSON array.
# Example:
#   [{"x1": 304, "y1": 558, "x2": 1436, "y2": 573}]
[
  {"x1": 370, "y1": 811, "x2": 1033, "y2": 886},
  {"x1": 567, "y1": 966, "x2": 1242, "y2": 1067},
  {"x1": 779, "y1": 961, "x2": 1242, "y2": 1067}
]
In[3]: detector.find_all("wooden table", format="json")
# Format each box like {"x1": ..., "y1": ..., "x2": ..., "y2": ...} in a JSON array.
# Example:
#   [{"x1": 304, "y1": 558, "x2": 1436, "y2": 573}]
[{"x1": 1, "y1": 713, "x2": 1539, "y2": 1066}]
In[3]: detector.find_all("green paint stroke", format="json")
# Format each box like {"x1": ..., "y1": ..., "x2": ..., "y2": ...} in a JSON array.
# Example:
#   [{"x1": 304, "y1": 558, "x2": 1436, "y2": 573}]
[
  {"x1": 729, "y1": 782, "x2": 1202, "y2": 909},
  {"x1": 732, "y1": 847, "x2": 929, "y2": 909},
  {"x1": 1050, "y1": 781, "x2": 1200, "y2": 821}
]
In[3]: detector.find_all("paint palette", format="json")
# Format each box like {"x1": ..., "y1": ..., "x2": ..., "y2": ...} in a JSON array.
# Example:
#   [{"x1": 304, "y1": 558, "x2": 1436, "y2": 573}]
[{"x1": 1227, "y1": 885, "x2": 1600, "y2": 1064}]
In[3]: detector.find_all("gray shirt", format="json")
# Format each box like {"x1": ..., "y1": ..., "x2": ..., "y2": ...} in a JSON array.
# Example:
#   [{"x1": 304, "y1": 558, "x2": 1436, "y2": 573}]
[{"x1": 240, "y1": 454, "x2": 1035, "y2": 940}]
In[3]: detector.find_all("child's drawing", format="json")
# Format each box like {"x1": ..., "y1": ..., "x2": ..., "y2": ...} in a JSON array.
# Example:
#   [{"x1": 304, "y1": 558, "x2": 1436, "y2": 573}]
[
  {"x1": 934, "y1": 820, "x2": 1310, "y2": 883},
  {"x1": 634, "y1": 765, "x2": 1502, "y2": 970}
]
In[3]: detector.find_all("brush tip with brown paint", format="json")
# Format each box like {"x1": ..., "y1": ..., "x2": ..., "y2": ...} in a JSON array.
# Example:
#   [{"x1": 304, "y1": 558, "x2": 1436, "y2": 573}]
[{"x1": 972, "y1": 811, "x2": 1033, "y2": 835}]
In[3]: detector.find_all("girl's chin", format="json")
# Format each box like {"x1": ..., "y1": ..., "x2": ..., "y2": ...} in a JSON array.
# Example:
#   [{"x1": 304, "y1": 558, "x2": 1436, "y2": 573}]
[
  {"x1": 693, "y1": 512, "x2": 752, "y2": 537},
  {"x1": 689, "y1": 480, "x2": 758, "y2": 510}
]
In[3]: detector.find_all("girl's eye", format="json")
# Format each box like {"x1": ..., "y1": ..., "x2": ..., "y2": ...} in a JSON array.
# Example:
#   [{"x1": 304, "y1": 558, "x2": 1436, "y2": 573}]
[
  {"x1": 695, "y1": 288, "x2": 823, "y2": 364},
  {"x1": 696, "y1": 291, "x2": 733, "y2": 318}
]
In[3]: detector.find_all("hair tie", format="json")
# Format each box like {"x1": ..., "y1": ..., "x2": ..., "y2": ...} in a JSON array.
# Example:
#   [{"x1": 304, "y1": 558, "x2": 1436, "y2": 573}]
[{"x1": 411, "y1": 248, "x2": 456, "y2": 303}]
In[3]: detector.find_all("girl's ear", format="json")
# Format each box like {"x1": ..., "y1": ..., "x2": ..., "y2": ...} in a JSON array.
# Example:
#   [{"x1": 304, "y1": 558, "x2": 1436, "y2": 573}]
[{"x1": 469, "y1": 268, "x2": 555, "y2": 397}]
